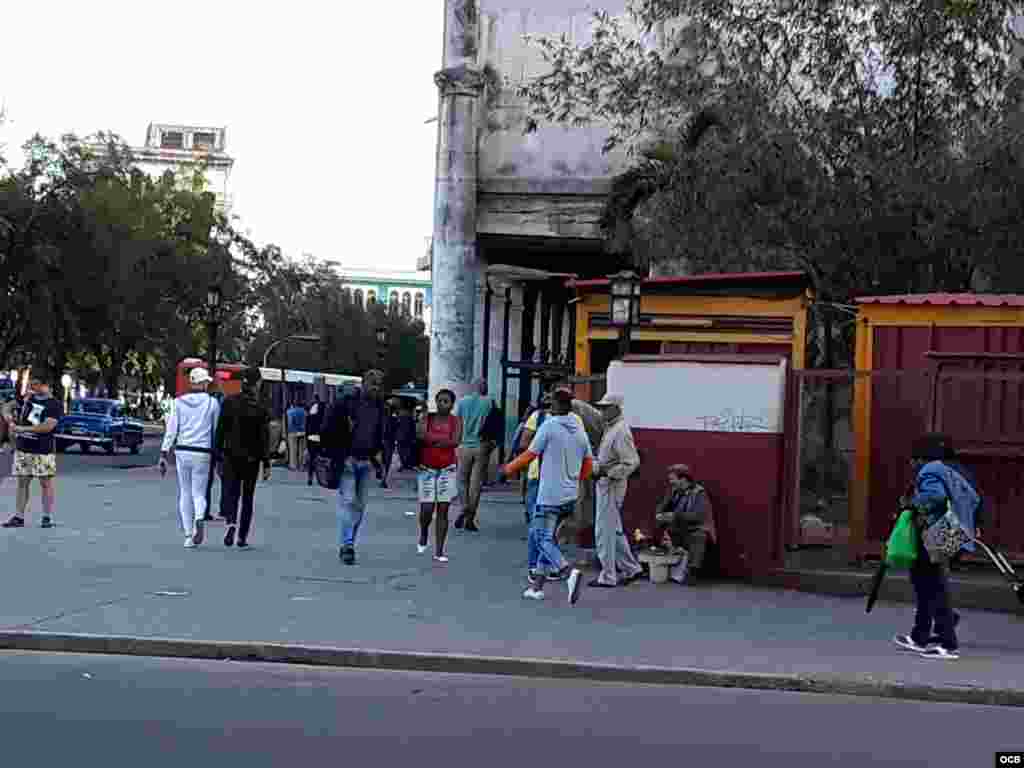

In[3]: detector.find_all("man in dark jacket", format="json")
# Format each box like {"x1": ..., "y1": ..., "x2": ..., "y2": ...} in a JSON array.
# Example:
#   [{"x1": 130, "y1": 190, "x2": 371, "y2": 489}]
[
  {"x1": 321, "y1": 369, "x2": 386, "y2": 565},
  {"x1": 214, "y1": 367, "x2": 271, "y2": 548}
]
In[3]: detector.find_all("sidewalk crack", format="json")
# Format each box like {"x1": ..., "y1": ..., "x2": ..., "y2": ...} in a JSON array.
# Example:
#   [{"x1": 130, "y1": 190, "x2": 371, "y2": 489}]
[{"x1": 2, "y1": 595, "x2": 135, "y2": 631}]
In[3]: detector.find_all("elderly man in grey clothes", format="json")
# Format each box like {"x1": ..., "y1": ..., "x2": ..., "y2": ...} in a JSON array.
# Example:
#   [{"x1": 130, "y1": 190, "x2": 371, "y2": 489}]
[{"x1": 590, "y1": 393, "x2": 644, "y2": 587}]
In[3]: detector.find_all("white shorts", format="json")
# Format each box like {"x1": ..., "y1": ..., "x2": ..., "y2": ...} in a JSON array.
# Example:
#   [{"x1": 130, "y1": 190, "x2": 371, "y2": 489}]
[{"x1": 418, "y1": 466, "x2": 457, "y2": 504}]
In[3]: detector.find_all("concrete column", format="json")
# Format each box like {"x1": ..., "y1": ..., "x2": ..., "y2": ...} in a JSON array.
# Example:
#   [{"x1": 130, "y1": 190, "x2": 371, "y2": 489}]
[
  {"x1": 429, "y1": 0, "x2": 484, "y2": 401},
  {"x1": 507, "y1": 283, "x2": 525, "y2": 417}
]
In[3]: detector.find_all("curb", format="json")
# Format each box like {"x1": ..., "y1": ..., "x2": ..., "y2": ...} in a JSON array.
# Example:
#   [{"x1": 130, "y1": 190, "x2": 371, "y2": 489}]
[
  {"x1": 1, "y1": 631, "x2": 1021, "y2": 708},
  {"x1": 763, "y1": 569, "x2": 1024, "y2": 615}
]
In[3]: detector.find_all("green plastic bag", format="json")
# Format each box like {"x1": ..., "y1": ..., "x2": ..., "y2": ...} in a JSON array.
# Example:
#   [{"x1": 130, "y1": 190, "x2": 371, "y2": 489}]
[{"x1": 885, "y1": 509, "x2": 918, "y2": 569}]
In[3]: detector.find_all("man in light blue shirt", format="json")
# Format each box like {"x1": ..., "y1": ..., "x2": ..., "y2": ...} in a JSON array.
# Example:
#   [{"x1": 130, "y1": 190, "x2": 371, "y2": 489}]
[
  {"x1": 454, "y1": 379, "x2": 495, "y2": 531},
  {"x1": 286, "y1": 400, "x2": 307, "y2": 471}
]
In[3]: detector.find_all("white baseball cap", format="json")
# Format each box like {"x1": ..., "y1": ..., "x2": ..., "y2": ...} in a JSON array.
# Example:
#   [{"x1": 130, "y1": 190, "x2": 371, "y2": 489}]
[{"x1": 189, "y1": 367, "x2": 212, "y2": 385}]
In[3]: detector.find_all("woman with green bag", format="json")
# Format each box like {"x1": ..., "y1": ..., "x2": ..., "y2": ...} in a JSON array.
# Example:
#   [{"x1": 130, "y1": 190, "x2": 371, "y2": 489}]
[{"x1": 892, "y1": 433, "x2": 975, "y2": 660}]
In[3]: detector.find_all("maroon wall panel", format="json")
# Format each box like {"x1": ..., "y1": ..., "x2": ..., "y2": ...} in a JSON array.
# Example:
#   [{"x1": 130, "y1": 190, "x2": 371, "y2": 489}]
[
  {"x1": 626, "y1": 429, "x2": 785, "y2": 579},
  {"x1": 868, "y1": 324, "x2": 1024, "y2": 554}
]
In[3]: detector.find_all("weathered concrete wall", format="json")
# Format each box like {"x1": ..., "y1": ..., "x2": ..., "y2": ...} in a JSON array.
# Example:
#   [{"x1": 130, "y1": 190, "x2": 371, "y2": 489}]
[{"x1": 475, "y1": 0, "x2": 632, "y2": 239}]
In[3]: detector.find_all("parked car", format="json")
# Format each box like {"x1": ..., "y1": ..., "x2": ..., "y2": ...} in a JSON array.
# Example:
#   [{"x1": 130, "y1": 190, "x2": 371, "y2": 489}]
[{"x1": 56, "y1": 399, "x2": 144, "y2": 455}]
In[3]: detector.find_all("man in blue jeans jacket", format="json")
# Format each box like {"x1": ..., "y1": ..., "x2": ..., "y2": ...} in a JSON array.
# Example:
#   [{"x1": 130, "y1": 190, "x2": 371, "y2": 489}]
[{"x1": 321, "y1": 370, "x2": 386, "y2": 565}]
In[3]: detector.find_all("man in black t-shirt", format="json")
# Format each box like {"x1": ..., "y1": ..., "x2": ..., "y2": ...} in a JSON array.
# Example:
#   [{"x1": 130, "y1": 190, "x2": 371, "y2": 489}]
[{"x1": 3, "y1": 375, "x2": 64, "y2": 529}]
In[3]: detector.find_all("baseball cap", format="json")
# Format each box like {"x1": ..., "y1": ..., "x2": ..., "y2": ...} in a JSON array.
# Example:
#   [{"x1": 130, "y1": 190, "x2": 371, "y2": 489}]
[
  {"x1": 551, "y1": 386, "x2": 573, "y2": 404},
  {"x1": 596, "y1": 393, "x2": 624, "y2": 407},
  {"x1": 189, "y1": 367, "x2": 212, "y2": 385}
]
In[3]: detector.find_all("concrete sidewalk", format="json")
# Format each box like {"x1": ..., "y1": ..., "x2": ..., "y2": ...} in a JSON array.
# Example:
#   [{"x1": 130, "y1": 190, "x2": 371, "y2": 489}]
[{"x1": 2, "y1": 467, "x2": 1023, "y2": 706}]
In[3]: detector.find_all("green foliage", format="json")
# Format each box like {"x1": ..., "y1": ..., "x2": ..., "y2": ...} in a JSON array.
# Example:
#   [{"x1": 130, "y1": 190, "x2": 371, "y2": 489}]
[
  {"x1": 1, "y1": 130, "x2": 428, "y2": 397},
  {"x1": 519, "y1": 0, "x2": 1024, "y2": 351}
]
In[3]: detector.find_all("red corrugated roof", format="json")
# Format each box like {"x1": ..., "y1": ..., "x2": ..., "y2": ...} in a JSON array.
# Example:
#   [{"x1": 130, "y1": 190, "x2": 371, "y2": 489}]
[
  {"x1": 856, "y1": 293, "x2": 1024, "y2": 307},
  {"x1": 569, "y1": 270, "x2": 807, "y2": 289}
]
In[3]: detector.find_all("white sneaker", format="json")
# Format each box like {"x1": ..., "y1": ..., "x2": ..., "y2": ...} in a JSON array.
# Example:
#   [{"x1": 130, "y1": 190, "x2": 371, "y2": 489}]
[
  {"x1": 568, "y1": 569, "x2": 582, "y2": 605},
  {"x1": 417, "y1": 544, "x2": 429, "y2": 555},
  {"x1": 184, "y1": 535, "x2": 196, "y2": 549},
  {"x1": 405, "y1": 509, "x2": 417, "y2": 517},
  {"x1": 893, "y1": 634, "x2": 929, "y2": 653},
  {"x1": 522, "y1": 587, "x2": 545, "y2": 601},
  {"x1": 919, "y1": 646, "x2": 960, "y2": 660},
  {"x1": 434, "y1": 554, "x2": 449, "y2": 564}
]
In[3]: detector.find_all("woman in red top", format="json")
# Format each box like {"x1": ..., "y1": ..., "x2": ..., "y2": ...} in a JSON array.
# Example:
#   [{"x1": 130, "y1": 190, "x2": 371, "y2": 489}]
[{"x1": 415, "y1": 388, "x2": 462, "y2": 562}]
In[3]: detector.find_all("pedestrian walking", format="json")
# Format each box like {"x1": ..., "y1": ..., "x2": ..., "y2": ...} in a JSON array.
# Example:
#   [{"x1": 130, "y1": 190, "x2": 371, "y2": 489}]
[
  {"x1": 379, "y1": 401, "x2": 397, "y2": 488},
  {"x1": 500, "y1": 387, "x2": 590, "y2": 604},
  {"x1": 2, "y1": 373, "x2": 63, "y2": 530},
  {"x1": 306, "y1": 394, "x2": 325, "y2": 487},
  {"x1": 892, "y1": 433, "x2": 981, "y2": 661},
  {"x1": 321, "y1": 369, "x2": 387, "y2": 565},
  {"x1": 214, "y1": 367, "x2": 272, "y2": 549},
  {"x1": 286, "y1": 400, "x2": 307, "y2": 471},
  {"x1": 158, "y1": 368, "x2": 221, "y2": 548},
  {"x1": 454, "y1": 379, "x2": 496, "y2": 531},
  {"x1": 415, "y1": 388, "x2": 462, "y2": 562},
  {"x1": 590, "y1": 393, "x2": 644, "y2": 587},
  {"x1": 514, "y1": 394, "x2": 579, "y2": 578}
]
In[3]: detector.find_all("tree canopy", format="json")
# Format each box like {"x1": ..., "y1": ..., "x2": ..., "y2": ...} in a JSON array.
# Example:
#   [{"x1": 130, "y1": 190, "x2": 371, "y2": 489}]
[
  {"x1": 519, "y1": 0, "x2": 1024, "y2": 326},
  {"x1": 1, "y1": 130, "x2": 427, "y2": 398}
]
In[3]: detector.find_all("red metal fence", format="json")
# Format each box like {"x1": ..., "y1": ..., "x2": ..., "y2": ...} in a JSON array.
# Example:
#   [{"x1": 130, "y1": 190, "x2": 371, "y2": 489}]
[{"x1": 782, "y1": 367, "x2": 1024, "y2": 565}]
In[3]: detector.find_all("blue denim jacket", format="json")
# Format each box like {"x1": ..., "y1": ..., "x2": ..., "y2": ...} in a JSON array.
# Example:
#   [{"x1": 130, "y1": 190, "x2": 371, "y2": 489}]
[{"x1": 912, "y1": 460, "x2": 980, "y2": 552}]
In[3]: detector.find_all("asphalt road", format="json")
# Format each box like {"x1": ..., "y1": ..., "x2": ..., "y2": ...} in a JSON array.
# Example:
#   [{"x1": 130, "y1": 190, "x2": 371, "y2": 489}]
[{"x1": 0, "y1": 652, "x2": 1019, "y2": 768}]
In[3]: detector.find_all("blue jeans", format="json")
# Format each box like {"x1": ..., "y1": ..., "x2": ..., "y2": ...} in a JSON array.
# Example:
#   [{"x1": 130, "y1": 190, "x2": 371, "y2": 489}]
[
  {"x1": 529, "y1": 502, "x2": 574, "y2": 576},
  {"x1": 337, "y1": 459, "x2": 372, "y2": 548},
  {"x1": 525, "y1": 479, "x2": 539, "y2": 526}
]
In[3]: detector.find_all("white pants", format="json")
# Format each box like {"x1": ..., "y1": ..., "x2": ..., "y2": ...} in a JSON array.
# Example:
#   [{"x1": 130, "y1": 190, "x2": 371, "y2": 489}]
[{"x1": 175, "y1": 453, "x2": 211, "y2": 534}]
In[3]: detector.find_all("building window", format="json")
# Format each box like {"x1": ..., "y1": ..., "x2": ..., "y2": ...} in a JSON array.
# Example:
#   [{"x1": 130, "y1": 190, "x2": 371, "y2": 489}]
[
  {"x1": 193, "y1": 132, "x2": 216, "y2": 150},
  {"x1": 414, "y1": 293, "x2": 424, "y2": 319},
  {"x1": 389, "y1": 291, "x2": 399, "y2": 313},
  {"x1": 354, "y1": 288, "x2": 364, "y2": 308},
  {"x1": 367, "y1": 289, "x2": 377, "y2": 306},
  {"x1": 161, "y1": 131, "x2": 184, "y2": 149},
  {"x1": 401, "y1": 292, "x2": 412, "y2": 316}
]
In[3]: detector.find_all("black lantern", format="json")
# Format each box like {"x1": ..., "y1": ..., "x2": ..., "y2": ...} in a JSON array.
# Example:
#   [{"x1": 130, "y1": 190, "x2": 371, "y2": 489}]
[
  {"x1": 607, "y1": 270, "x2": 641, "y2": 359},
  {"x1": 608, "y1": 270, "x2": 641, "y2": 327}
]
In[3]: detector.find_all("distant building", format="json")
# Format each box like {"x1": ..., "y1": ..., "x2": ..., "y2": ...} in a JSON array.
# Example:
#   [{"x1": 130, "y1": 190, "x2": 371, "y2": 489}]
[
  {"x1": 329, "y1": 264, "x2": 431, "y2": 335},
  {"x1": 94, "y1": 123, "x2": 235, "y2": 216}
]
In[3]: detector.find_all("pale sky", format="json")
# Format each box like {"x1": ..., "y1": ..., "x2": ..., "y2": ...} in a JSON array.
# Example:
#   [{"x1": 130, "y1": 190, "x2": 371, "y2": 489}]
[{"x1": 0, "y1": 0, "x2": 443, "y2": 273}]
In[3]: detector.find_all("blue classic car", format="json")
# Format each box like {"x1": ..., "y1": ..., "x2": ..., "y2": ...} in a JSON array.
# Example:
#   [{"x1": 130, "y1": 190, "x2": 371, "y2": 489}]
[{"x1": 56, "y1": 399, "x2": 145, "y2": 455}]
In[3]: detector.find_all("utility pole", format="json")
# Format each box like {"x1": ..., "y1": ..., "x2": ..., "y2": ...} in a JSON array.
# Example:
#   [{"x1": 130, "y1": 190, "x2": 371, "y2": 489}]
[{"x1": 428, "y1": 0, "x2": 485, "y2": 402}]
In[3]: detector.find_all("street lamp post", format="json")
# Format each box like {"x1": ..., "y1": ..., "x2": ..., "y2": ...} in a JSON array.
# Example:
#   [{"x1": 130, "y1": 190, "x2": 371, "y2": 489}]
[
  {"x1": 206, "y1": 285, "x2": 223, "y2": 389},
  {"x1": 608, "y1": 270, "x2": 642, "y2": 359},
  {"x1": 376, "y1": 326, "x2": 390, "y2": 365},
  {"x1": 262, "y1": 334, "x2": 322, "y2": 416}
]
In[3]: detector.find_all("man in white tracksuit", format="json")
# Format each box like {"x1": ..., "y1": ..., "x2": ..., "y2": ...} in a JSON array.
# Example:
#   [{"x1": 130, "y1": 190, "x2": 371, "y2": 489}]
[
  {"x1": 590, "y1": 393, "x2": 644, "y2": 588},
  {"x1": 159, "y1": 367, "x2": 221, "y2": 548}
]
